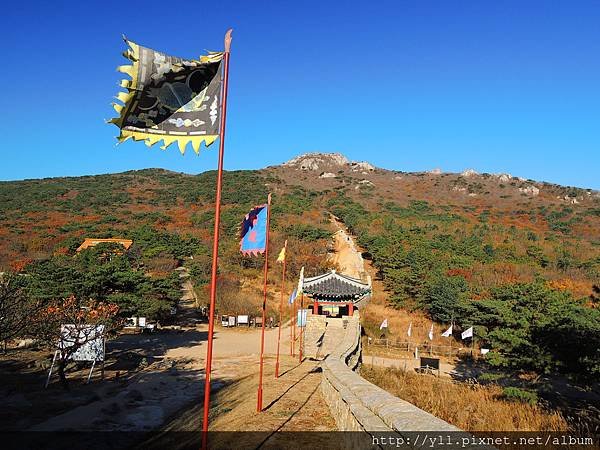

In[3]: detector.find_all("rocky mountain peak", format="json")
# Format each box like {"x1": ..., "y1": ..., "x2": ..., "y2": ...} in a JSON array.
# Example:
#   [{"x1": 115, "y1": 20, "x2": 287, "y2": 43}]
[{"x1": 282, "y1": 152, "x2": 376, "y2": 172}]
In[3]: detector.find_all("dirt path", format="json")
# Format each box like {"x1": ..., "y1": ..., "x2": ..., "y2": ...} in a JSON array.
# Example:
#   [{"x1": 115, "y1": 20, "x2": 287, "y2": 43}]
[
  {"x1": 30, "y1": 324, "x2": 299, "y2": 431},
  {"x1": 175, "y1": 266, "x2": 201, "y2": 326},
  {"x1": 328, "y1": 216, "x2": 366, "y2": 279},
  {"x1": 142, "y1": 356, "x2": 338, "y2": 449},
  {"x1": 27, "y1": 227, "x2": 360, "y2": 437}
]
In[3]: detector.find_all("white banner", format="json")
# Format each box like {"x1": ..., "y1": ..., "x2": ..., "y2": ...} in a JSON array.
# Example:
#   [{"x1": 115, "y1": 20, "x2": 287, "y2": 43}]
[
  {"x1": 461, "y1": 327, "x2": 474, "y2": 340},
  {"x1": 441, "y1": 325, "x2": 453, "y2": 338},
  {"x1": 297, "y1": 267, "x2": 304, "y2": 295},
  {"x1": 380, "y1": 318, "x2": 388, "y2": 330},
  {"x1": 297, "y1": 309, "x2": 308, "y2": 327},
  {"x1": 237, "y1": 315, "x2": 249, "y2": 325}
]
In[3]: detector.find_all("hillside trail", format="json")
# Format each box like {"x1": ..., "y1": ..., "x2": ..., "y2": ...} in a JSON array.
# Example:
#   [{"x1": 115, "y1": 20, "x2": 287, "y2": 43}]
[
  {"x1": 143, "y1": 223, "x2": 384, "y2": 441},
  {"x1": 175, "y1": 266, "x2": 202, "y2": 326},
  {"x1": 328, "y1": 215, "x2": 468, "y2": 378},
  {"x1": 32, "y1": 227, "x2": 364, "y2": 436},
  {"x1": 328, "y1": 215, "x2": 367, "y2": 280}
]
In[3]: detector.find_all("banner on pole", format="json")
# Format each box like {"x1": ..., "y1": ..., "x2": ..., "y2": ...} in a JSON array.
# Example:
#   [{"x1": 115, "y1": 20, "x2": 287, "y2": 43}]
[
  {"x1": 288, "y1": 288, "x2": 297, "y2": 304},
  {"x1": 441, "y1": 325, "x2": 453, "y2": 338},
  {"x1": 428, "y1": 323, "x2": 434, "y2": 341},
  {"x1": 110, "y1": 38, "x2": 223, "y2": 154},
  {"x1": 297, "y1": 266, "x2": 304, "y2": 294},
  {"x1": 276, "y1": 242, "x2": 287, "y2": 263},
  {"x1": 297, "y1": 309, "x2": 308, "y2": 327},
  {"x1": 240, "y1": 204, "x2": 268, "y2": 255},
  {"x1": 462, "y1": 327, "x2": 474, "y2": 340},
  {"x1": 379, "y1": 318, "x2": 388, "y2": 330}
]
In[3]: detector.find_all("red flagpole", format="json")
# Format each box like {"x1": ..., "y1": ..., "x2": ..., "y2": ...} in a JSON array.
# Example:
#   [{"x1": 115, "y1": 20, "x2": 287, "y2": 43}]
[
  {"x1": 299, "y1": 292, "x2": 304, "y2": 363},
  {"x1": 202, "y1": 29, "x2": 232, "y2": 450},
  {"x1": 275, "y1": 240, "x2": 287, "y2": 378},
  {"x1": 257, "y1": 193, "x2": 272, "y2": 412},
  {"x1": 292, "y1": 290, "x2": 297, "y2": 356},
  {"x1": 290, "y1": 294, "x2": 294, "y2": 356}
]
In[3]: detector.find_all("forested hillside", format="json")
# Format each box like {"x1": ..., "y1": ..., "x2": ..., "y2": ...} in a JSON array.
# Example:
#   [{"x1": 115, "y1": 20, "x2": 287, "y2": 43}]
[{"x1": 1, "y1": 153, "x2": 599, "y2": 379}]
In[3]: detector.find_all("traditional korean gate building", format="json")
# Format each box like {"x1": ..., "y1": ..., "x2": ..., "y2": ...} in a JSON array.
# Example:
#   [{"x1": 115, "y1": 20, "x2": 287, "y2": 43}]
[{"x1": 302, "y1": 270, "x2": 371, "y2": 317}]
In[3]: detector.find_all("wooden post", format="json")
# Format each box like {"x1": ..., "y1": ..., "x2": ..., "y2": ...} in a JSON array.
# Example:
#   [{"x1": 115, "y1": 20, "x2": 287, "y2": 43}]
[{"x1": 202, "y1": 28, "x2": 233, "y2": 450}]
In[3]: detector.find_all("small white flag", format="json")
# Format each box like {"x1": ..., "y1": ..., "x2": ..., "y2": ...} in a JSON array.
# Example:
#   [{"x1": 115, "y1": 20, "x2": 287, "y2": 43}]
[
  {"x1": 480, "y1": 348, "x2": 490, "y2": 355},
  {"x1": 428, "y1": 323, "x2": 434, "y2": 341},
  {"x1": 407, "y1": 322, "x2": 412, "y2": 337},
  {"x1": 297, "y1": 266, "x2": 304, "y2": 295},
  {"x1": 461, "y1": 327, "x2": 474, "y2": 340},
  {"x1": 441, "y1": 324, "x2": 453, "y2": 338},
  {"x1": 379, "y1": 318, "x2": 388, "y2": 330}
]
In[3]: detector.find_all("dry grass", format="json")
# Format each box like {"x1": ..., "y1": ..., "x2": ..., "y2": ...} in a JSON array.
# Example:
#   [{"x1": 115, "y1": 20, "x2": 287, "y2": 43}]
[{"x1": 362, "y1": 365, "x2": 569, "y2": 432}]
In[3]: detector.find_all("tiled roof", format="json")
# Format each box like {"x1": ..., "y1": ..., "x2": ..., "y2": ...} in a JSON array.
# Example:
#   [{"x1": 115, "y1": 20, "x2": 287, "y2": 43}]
[
  {"x1": 302, "y1": 270, "x2": 371, "y2": 300},
  {"x1": 76, "y1": 238, "x2": 133, "y2": 252}
]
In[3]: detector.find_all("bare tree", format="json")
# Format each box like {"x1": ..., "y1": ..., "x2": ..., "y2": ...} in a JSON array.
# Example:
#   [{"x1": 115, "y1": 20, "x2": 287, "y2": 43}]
[{"x1": 33, "y1": 295, "x2": 120, "y2": 389}]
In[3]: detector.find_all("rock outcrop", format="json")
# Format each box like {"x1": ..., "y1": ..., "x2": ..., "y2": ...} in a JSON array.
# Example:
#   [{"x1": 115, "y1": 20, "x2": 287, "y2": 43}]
[
  {"x1": 461, "y1": 169, "x2": 479, "y2": 178},
  {"x1": 283, "y1": 153, "x2": 350, "y2": 171},
  {"x1": 283, "y1": 153, "x2": 377, "y2": 173},
  {"x1": 519, "y1": 185, "x2": 540, "y2": 197}
]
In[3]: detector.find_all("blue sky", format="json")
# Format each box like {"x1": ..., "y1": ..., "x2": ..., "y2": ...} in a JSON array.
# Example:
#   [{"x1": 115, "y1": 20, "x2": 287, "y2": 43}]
[{"x1": 2, "y1": 1, "x2": 599, "y2": 188}]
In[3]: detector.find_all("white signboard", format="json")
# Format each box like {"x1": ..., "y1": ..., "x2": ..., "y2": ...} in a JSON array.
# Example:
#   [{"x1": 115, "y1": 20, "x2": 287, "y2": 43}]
[
  {"x1": 59, "y1": 324, "x2": 105, "y2": 362},
  {"x1": 138, "y1": 317, "x2": 147, "y2": 327},
  {"x1": 221, "y1": 316, "x2": 229, "y2": 327},
  {"x1": 228, "y1": 316, "x2": 236, "y2": 327},
  {"x1": 237, "y1": 315, "x2": 249, "y2": 325},
  {"x1": 125, "y1": 317, "x2": 137, "y2": 327}
]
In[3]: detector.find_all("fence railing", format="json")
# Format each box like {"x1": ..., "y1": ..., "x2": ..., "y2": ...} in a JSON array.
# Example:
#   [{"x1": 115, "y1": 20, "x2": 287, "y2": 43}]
[{"x1": 365, "y1": 337, "x2": 472, "y2": 358}]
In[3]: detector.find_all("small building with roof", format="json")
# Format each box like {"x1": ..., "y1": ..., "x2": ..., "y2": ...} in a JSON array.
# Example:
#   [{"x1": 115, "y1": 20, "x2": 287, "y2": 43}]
[
  {"x1": 76, "y1": 238, "x2": 133, "y2": 253},
  {"x1": 301, "y1": 269, "x2": 371, "y2": 317}
]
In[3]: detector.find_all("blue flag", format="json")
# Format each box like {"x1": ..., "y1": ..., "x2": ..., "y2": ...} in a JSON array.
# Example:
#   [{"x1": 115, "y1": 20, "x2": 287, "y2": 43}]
[
  {"x1": 288, "y1": 288, "x2": 297, "y2": 305},
  {"x1": 240, "y1": 204, "x2": 268, "y2": 255}
]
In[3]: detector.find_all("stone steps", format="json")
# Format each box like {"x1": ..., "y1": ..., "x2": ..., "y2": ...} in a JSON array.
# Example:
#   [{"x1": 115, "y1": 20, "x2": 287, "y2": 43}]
[{"x1": 303, "y1": 313, "x2": 326, "y2": 358}]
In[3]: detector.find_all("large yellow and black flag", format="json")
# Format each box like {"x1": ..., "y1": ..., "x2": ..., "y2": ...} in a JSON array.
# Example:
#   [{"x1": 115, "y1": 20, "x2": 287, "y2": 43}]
[{"x1": 109, "y1": 38, "x2": 223, "y2": 154}]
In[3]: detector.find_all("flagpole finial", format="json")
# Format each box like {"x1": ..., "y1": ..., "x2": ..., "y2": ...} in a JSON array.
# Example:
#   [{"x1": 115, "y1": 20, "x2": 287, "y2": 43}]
[{"x1": 224, "y1": 29, "x2": 233, "y2": 53}]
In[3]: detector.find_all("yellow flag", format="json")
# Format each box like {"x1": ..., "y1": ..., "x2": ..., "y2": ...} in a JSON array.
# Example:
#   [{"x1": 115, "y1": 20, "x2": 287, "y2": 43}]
[{"x1": 276, "y1": 244, "x2": 286, "y2": 263}]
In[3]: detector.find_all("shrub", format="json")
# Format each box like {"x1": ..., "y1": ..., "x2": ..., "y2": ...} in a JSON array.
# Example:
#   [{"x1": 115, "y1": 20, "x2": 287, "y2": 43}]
[{"x1": 502, "y1": 387, "x2": 538, "y2": 405}]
